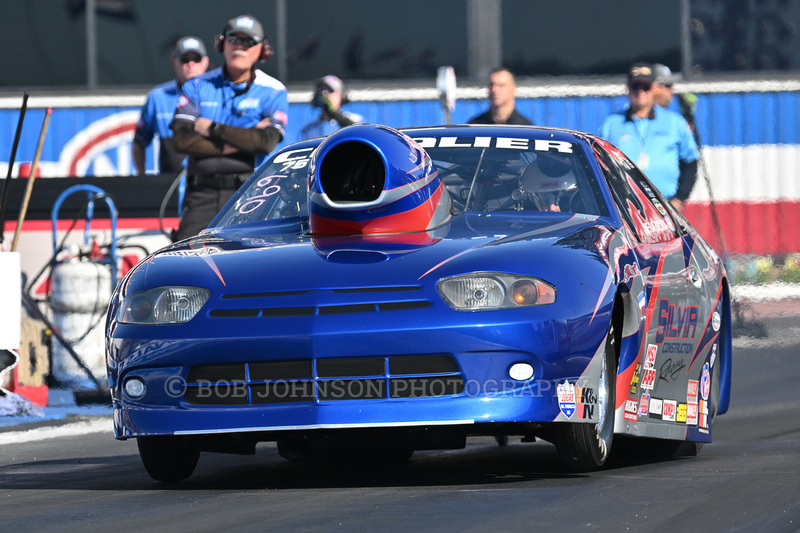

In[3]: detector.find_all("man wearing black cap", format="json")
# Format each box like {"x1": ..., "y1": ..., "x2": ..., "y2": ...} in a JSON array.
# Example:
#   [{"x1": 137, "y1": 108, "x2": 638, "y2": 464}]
[
  {"x1": 133, "y1": 36, "x2": 209, "y2": 175},
  {"x1": 598, "y1": 63, "x2": 699, "y2": 212},
  {"x1": 299, "y1": 75, "x2": 362, "y2": 140},
  {"x1": 171, "y1": 13, "x2": 288, "y2": 241}
]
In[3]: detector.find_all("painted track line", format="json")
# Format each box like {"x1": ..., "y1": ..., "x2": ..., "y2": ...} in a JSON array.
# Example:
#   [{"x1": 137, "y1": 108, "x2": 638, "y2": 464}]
[{"x1": 0, "y1": 417, "x2": 112, "y2": 445}]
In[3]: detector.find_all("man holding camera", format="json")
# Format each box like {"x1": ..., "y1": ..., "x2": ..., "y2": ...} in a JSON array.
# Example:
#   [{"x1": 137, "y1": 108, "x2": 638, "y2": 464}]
[{"x1": 299, "y1": 75, "x2": 362, "y2": 140}]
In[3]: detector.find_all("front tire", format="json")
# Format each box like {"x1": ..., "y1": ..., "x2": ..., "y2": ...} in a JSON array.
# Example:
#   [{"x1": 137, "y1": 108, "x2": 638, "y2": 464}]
[
  {"x1": 555, "y1": 322, "x2": 617, "y2": 471},
  {"x1": 137, "y1": 436, "x2": 200, "y2": 482}
]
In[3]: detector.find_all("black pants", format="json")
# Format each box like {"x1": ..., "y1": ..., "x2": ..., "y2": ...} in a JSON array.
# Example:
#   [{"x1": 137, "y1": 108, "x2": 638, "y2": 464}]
[{"x1": 174, "y1": 185, "x2": 238, "y2": 242}]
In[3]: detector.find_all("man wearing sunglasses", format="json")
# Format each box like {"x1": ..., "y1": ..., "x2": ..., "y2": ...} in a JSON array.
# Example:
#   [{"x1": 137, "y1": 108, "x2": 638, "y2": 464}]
[
  {"x1": 171, "y1": 14, "x2": 288, "y2": 241},
  {"x1": 598, "y1": 63, "x2": 699, "y2": 212},
  {"x1": 133, "y1": 36, "x2": 209, "y2": 176}
]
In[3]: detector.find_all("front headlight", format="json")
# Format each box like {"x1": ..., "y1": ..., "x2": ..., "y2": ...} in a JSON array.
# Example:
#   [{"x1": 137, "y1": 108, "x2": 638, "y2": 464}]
[
  {"x1": 437, "y1": 273, "x2": 555, "y2": 311},
  {"x1": 117, "y1": 286, "x2": 211, "y2": 324}
]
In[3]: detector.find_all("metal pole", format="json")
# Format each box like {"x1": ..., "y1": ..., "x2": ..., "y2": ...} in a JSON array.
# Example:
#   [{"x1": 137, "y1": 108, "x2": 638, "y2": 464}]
[
  {"x1": 467, "y1": 0, "x2": 502, "y2": 83},
  {"x1": 86, "y1": 0, "x2": 98, "y2": 88},
  {"x1": 276, "y1": 0, "x2": 287, "y2": 82},
  {"x1": 12, "y1": 108, "x2": 53, "y2": 252},
  {"x1": 681, "y1": 0, "x2": 692, "y2": 79},
  {"x1": 0, "y1": 93, "x2": 29, "y2": 247}
]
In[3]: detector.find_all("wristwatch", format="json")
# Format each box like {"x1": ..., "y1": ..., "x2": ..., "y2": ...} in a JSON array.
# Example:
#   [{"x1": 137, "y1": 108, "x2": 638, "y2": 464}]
[{"x1": 208, "y1": 121, "x2": 221, "y2": 138}]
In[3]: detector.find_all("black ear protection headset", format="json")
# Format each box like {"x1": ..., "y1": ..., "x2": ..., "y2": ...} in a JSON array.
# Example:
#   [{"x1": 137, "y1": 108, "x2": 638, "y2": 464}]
[{"x1": 214, "y1": 32, "x2": 274, "y2": 61}]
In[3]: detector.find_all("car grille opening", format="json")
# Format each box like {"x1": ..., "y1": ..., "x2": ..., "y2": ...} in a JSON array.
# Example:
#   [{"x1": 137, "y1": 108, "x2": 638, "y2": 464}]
[
  {"x1": 183, "y1": 354, "x2": 464, "y2": 405},
  {"x1": 208, "y1": 286, "x2": 431, "y2": 318}
]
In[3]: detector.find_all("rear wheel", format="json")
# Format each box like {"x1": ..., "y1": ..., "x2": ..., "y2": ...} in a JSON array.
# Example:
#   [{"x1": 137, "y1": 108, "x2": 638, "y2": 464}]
[
  {"x1": 137, "y1": 436, "x2": 200, "y2": 482},
  {"x1": 555, "y1": 322, "x2": 616, "y2": 471}
]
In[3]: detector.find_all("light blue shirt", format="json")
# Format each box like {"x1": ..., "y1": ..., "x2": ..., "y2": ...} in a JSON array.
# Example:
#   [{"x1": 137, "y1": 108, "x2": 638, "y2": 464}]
[{"x1": 599, "y1": 105, "x2": 698, "y2": 198}]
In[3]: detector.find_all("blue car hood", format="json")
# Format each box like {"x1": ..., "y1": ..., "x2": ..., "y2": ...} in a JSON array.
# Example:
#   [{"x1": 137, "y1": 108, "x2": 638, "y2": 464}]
[{"x1": 126, "y1": 213, "x2": 612, "y2": 294}]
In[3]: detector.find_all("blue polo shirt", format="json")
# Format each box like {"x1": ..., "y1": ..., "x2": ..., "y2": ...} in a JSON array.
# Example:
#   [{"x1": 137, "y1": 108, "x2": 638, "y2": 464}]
[
  {"x1": 598, "y1": 105, "x2": 698, "y2": 198},
  {"x1": 134, "y1": 79, "x2": 185, "y2": 173},
  {"x1": 174, "y1": 66, "x2": 289, "y2": 170}
]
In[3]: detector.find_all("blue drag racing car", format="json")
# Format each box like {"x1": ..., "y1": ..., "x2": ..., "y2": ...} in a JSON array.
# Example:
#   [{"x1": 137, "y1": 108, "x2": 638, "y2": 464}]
[{"x1": 106, "y1": 124, "x2": 732, "y2": 482}]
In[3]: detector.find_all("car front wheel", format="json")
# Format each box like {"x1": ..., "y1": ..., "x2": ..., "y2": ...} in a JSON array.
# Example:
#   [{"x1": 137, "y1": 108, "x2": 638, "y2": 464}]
[
  {"x1": 137, "y1": 436, "x2": 200, "y2": 482},
  {"x1": 555, "y1": 322, "x2": 616, "y2": 472}
]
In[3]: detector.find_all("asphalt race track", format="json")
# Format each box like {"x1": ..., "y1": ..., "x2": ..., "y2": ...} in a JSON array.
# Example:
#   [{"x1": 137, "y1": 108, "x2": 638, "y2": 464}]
[{"x1": 0, "y1": 298, "x2": 798, "y2": 532}]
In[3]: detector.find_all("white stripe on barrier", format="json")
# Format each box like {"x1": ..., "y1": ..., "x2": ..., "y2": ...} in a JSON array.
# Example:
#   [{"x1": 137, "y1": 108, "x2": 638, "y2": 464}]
[
  {"x1": 694, "y1": 144, "x2": 800, "y2": 203},
  {"x1": 5, "y1": 76, "x2": 800, "y2": 108}
]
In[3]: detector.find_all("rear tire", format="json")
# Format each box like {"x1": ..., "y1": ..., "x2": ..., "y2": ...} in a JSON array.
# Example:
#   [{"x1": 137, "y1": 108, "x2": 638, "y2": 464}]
[
  {"x1": 137, "y1": 436, "x2": 200, "y2": 482},
  {"x1": 555, "y1": 322, "x2": 616, "y2": 472}
]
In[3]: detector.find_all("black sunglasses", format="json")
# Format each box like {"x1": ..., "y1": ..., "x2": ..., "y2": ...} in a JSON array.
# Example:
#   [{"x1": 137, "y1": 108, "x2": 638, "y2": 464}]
[
  {"x1": 226, "y1": 35, "x2": 259, "y2": 49},
  {"x1": 629, "y1": 82, "x2": 653, "y2": 92},
  {"x1": 180, "y1": 54, "x2": 203, "y2": 64}
]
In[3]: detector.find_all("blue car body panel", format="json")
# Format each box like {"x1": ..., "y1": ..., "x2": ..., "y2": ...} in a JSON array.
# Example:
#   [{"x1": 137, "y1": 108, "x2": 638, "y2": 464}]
[{"x1": 106, "y1": 125, "x2": 731, "y2": 449}]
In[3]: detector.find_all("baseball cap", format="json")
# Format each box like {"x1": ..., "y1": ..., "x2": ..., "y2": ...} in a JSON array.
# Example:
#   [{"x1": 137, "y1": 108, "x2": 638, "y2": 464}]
[
  {"x1": 627, "y1": 63, "x2": 655, "y2": 85},
  {"x1": 173, "y1": 36, "x2": 207, "y2": 58},
  {"x1": 316, "y1": 75, "x2": 344, "y2": 93},
  {"x1": 652, "y1": 63, "x2": 681, "y2": 87},
  {"x1": 223, "y1": 14, "x2": 264, "y2": 42}
]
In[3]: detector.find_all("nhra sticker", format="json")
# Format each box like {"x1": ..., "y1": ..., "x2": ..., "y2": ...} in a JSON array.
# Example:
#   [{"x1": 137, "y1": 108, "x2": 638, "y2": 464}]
[
  {"x1": 557, "y1": 381, "x2": 577, "y2": 419},
  {"x1": 640, "y1": 344, "x2": 658, "y2": 390},
  {"x1": 701, "y1": 363, "x2": 711, "y2": 401}
]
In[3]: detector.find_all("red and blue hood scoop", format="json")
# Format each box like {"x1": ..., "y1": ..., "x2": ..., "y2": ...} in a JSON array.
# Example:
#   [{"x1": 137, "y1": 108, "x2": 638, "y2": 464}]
[{"x1": 308, "y1": 124, "x2": 452, "y2": 236}]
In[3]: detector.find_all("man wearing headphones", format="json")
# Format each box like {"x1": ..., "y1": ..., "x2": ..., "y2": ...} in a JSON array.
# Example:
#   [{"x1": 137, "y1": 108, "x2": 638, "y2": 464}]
[
  {"x1": 299, "y1": 75, "x2": 362, "y2": 140},
  {"x1": 171, "y1": 13, "x2": 288, "y2": 241}
]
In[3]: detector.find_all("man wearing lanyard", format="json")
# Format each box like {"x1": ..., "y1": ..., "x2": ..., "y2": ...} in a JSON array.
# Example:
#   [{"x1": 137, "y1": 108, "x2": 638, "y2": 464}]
[
  {"x1": 171, "y1": 13, "x2": 288, "y2": 241},
  {"x1": 598, "y1": 63, "x2": 698, "y2": 212}
]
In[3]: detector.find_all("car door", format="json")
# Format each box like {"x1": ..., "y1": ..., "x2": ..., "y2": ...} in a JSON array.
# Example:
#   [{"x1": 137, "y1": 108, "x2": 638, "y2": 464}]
[{"x1": 592, "y1": 139, "x2": 714, "y2": 439}]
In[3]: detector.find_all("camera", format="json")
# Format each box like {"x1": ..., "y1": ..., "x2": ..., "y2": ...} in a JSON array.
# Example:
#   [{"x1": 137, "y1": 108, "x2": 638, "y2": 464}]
[{"x1": 311, "y1": 87, "x2": 330, "y2": 109}]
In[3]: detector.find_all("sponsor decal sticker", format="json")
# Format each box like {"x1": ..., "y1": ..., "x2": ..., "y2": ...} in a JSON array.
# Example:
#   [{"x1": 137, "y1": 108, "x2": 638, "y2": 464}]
[
  {"x1": 624, "y1": 398, "x2": 638, "y2": 421},
  {"x1": 687, "y1": 402, "x2": 698, "y2": 425},
  {"x1": 712, "y1": 311, "x2": 721, "y2": 332},
  {"x1": 629, "y1": 363, "x2": 640, "y2": 395},
  {"x1": 557, "y1": 381, "x2": 576, "y2": 419},
  {"x1": 701, "y1": 363, "x2": 711, "y2": 401},
  {"x1": 655, "y1": 299, "x2": 699, "y2": 344},
  {"x1": 677, "y1": 402, "x2": 687, "y2": 423},
  {"x1": 638, "y1": 390, "x2": 650, "y2": 416},
  {"x1": 648, "y1": 397, "x2": 663, "y2": 419},
  {"x1": 662, "y1": 399, "x2": 677, "y2": 422},
  {"x1": 687, "y1": 380, "x2": 699, "y2": 404},
  {"x1": 699, "y1": 399, "x2": 709, "y2": 430},
  {"x1": 575, "y1": 386, "x2": 597, "y2": 420},
  {"x1": 641, "y1": 344, "x2": 658, "y2": 390},
  {"x1": 710, "y1": 343, "x2": 718, "y2": 368}
]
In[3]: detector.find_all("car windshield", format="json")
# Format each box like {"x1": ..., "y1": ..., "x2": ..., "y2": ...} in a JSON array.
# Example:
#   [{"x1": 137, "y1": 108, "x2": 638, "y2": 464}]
[{"x1": 212, "y1": 132, "x2": 609, "y2": 229}]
